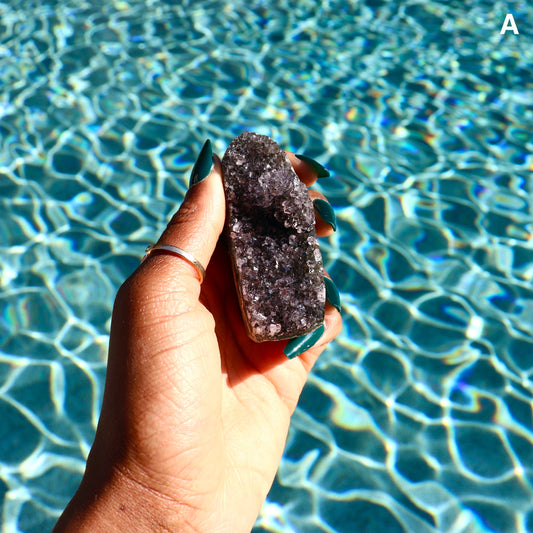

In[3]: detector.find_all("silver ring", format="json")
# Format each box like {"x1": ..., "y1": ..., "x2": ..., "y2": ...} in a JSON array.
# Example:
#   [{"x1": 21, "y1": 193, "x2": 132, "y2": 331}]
[{"x1": 143, "y1": 243, "x2": 206, "y2": 283}]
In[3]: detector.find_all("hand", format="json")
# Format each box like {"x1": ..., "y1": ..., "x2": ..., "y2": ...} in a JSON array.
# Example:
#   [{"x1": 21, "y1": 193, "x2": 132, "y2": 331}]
[{"x1": 53, "y1": 142, "x2": 342, "y2": 533}]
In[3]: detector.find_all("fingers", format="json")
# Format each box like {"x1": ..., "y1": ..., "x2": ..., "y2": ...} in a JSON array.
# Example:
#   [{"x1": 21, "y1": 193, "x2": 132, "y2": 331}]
[
  {"x1": 285, "y1": 152, "x2": 336, "y2": 237},
  {"x1": 140, "y1": 140, "x2": 225, "y2": 290},
  {"x1": 310, "y1": 191, "x2": 337, "y2": 236},
  {"x1": 298, "y1": 301, "x2": 343, "y2": 372},
  {"x1": 283, "y1": 274, "x2": 342, "y2": 361},
  {"x1": 286, "y1": 152, "x2": 330, "y2": 186}
]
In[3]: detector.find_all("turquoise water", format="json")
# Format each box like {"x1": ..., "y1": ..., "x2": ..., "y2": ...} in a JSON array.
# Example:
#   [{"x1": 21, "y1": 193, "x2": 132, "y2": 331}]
[{"x1": 0, "y1": 0, "x2": 532, "y2": 531}]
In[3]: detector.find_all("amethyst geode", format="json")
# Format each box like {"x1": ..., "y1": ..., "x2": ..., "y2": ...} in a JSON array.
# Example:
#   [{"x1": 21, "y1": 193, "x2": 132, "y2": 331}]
[{"x1": 222, "y1": 132, "x2": 325, "y2": 342}]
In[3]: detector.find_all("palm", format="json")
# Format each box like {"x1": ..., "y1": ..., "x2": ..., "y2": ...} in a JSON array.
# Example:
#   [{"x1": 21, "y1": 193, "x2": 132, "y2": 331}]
[
  {"x1": 170, "y1": 242, "x2": 310, "y2": 529},
  {"x1": 204, "y1": 243, "x2": 310, "y2": 411}
]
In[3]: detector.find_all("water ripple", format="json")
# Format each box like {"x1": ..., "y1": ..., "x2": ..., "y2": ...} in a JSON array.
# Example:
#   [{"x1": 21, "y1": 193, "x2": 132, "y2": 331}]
[{"x1": 1, "y1": 0, "x2": 533, "y2": 531}]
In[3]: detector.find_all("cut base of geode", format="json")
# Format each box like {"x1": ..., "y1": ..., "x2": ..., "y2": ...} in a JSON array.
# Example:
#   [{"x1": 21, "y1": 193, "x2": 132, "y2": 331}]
[{"x1": 222, "y1": 131, "x2": 325, "y2": 342}]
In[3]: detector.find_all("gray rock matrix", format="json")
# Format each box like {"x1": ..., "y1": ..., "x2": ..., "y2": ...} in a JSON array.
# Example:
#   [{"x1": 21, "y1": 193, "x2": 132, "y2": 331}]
[{"x1": 222, "y1": 131, "x2": 325, "y2": 342}]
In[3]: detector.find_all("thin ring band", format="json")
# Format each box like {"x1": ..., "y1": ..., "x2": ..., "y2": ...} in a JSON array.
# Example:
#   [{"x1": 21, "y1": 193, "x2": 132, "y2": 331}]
[{"x1": 143, "y1": 244, "x2": 206, "y2": 283}]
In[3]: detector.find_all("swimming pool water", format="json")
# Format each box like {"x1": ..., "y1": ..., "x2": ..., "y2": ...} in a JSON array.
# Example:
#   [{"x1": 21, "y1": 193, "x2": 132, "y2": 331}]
[{"x1": 0, "y1": 0, "x2": 532, "y2": 531}]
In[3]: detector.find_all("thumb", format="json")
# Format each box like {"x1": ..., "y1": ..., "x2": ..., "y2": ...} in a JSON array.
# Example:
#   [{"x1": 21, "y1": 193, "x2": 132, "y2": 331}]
[
  {"x1": 107, "y1": 139, "x2": 224, "y2": 407},
  {"x1": 139, "y1": 140, "x2": 225, "y2": 292},
  {"x1": 98, "y1": 142, "x2": 225, "y2": 474}
]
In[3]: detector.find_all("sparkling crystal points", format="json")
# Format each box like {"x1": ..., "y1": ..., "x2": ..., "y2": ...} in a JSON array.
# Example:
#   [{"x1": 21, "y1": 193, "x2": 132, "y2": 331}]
[{"x1": 222, "y1": 131, "x2": 325, "y2": 342}]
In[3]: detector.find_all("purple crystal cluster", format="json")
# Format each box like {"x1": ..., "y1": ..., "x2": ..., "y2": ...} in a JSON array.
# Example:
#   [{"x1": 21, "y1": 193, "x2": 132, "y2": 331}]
[{"x1": 222, "y1": 132, "x2": 325, "y2": 342}]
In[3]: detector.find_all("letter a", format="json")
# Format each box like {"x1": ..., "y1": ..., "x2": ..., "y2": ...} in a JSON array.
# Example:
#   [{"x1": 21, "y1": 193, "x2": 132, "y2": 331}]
[{"x1": 500, "y1": 14, "x2": 519, "y2": 34}]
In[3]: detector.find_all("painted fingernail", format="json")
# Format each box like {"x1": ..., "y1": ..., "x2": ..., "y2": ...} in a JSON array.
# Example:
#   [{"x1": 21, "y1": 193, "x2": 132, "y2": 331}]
[
  {"x1": 324, "y1": 277, "x2": 342, "y2": 313},
  {"x1": 283, "y1": 324, "x2": 325, "y2": 359},
  {"x1": 313, "y1": 198, "x2": 337, "y2": 231},
  {"x1": 294, "y1": 154, "x2": 330, "y2": 178},
  {"x1": 189, "y1": 139, "x2": 213, "y2": 187}
]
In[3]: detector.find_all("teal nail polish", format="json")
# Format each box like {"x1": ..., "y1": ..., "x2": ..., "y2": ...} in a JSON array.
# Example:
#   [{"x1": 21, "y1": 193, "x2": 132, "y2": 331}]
[
  {"x1": 313, "y1": 198, "x2": 337, "y2": 231},
  {"x1": 295, "y1": 154, "x2": 330, "y2": 178},
  {"x1": 284, "y1": 324, "x2": 325, "y2": 359},
  {"x1": 324, "y1": 277, "x2": 342, "y2": 313},
  {"x1": 189, "y1": 139, "x2": 213, "y2": 187}
]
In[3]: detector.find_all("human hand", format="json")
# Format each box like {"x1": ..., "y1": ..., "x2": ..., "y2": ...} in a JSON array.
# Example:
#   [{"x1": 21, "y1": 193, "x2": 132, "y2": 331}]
[{"x1": 53, "y1": 140, "x2": 342, "y2": 533}]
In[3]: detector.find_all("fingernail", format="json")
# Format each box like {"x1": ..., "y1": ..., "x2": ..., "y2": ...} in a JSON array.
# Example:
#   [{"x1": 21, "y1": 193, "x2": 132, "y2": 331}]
[
  {"x1": 324, "y1": 277, "x2": 342, "y2": 313},
  {"x1": 294, "y1": 154, "x2": 330, "y2": 178},
  {"x1": 189, "y1": 139, "x2": 213, "y2": 187},
  {"x1": 313, "y1": 198, "x2": 337, "y2": 231},
  {"x1": 283, "y1": 324, "x2": 325, "y2": 359}
]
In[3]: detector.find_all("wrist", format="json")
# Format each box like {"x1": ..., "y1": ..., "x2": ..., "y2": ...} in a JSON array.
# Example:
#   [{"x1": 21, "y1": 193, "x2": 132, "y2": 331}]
[{"x1": 53, "y1": 462, "x2": 193, "y2": 533}]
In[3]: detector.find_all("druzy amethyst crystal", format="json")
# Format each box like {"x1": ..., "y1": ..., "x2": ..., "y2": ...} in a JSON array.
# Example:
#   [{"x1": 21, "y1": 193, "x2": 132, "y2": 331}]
[{"x1": 222, "y1": 132, "x2": 325, "y2": 342}]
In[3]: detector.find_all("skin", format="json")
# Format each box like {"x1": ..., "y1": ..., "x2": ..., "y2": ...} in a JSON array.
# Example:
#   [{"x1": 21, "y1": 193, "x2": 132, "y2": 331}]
[{"x1": 53, "y1": 153, "x2": 342, "y2": 533}]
